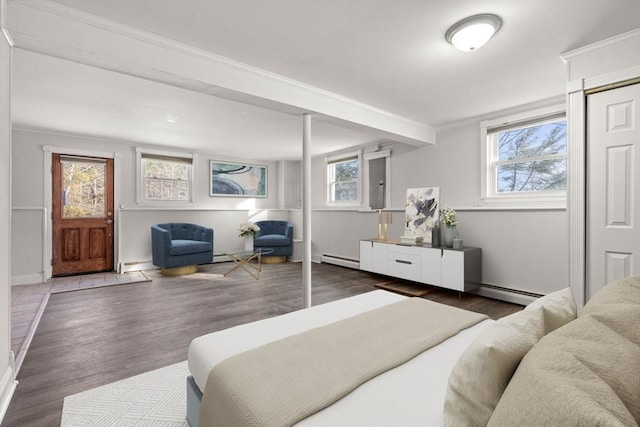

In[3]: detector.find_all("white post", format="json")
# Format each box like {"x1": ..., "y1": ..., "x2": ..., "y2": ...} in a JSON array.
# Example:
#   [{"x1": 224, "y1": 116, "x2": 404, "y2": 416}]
[
  {"x1": 302, "y1": 114, "x2": 312, "y2": 308},
  {"x1": 566, "y1": 82, "x2": 586, "y2": 311}
]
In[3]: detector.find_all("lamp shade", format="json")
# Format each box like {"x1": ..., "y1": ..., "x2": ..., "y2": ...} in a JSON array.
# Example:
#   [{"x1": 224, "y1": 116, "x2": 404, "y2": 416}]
[{"x1": 445, "y1": 14, "x2": 502, "y2": 52}]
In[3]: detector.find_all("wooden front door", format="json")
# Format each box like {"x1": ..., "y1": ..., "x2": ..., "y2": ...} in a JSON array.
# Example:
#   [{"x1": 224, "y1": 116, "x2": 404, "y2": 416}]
[{"x1": 52, "y1": 153, "x2": 114, "y2": 276}]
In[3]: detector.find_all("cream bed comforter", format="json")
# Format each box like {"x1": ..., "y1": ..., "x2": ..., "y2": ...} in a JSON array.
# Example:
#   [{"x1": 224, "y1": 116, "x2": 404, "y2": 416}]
[{"x1": 188, "y1": 290, "x2": 495, "y2": 427}]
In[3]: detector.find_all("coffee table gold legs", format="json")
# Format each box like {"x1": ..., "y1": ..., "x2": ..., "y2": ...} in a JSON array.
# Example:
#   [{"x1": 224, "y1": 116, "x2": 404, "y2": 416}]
[{"x1": 224, "y1": 251, "x2": 264, "y2": 280}]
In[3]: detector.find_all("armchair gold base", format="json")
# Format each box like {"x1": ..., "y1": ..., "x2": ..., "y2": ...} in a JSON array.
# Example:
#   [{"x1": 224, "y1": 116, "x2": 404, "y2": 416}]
[
  {"x1": 160, "y1": 265, "x2": 198, "y2": 276},
  {"x1": 262, "y1": 256, "x2": 287, "y2": 264}
]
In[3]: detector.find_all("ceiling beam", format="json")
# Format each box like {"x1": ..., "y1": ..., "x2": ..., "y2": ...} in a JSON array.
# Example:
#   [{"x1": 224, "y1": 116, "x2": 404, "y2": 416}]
[{"x1": 7, "y1": 0, "x2": 435, "y2": 146}]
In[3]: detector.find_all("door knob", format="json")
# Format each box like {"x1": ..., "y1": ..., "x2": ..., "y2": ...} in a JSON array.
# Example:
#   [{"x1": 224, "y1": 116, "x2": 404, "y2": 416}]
[{"x1": 106, "y1": 219, "x2": 113, "y2": 224}]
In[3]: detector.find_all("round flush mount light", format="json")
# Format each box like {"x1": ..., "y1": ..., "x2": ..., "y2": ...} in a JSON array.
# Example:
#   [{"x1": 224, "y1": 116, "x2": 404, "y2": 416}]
[{"x1": 445, "y1": 14, "x2": 502, "y2": 52}]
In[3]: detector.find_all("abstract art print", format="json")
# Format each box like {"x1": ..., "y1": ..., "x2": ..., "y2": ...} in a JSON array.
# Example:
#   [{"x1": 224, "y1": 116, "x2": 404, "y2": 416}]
[
  {"x1": 210, "y1": 161, "x2": 267, "y2": 197},
  {"x1": 405, "y1": 187, "x2": 439, "y2": 239}
]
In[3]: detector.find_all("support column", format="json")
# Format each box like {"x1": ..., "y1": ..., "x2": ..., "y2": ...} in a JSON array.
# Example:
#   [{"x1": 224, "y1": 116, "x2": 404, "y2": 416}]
[
  {"x1": 566, "y1": 84, "x2": 586, "y2": 311},
  {"x1": 0, "y1": 0, "x2": 17, "y2": 416},
  {"x1": 302, "y1": 114, "x2": 312, "y2": 308}
]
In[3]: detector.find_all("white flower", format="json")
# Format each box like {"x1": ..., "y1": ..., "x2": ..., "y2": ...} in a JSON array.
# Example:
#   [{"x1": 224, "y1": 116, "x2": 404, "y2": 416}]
[
  {"x1": 239, "y1": 222, "x2": 260, "y2": 237},
  {"x1": 441, "y1": 206, "x2": 457, "y2": 227}
]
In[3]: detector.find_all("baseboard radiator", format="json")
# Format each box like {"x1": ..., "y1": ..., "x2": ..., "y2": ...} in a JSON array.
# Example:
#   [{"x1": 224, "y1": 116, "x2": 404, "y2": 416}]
[
  {"x1": 321, "y1": 254, "x2": 360, "y2": 270},
  {"x1": 470, "y1": 283, "x2": 542, "y2": 306}
]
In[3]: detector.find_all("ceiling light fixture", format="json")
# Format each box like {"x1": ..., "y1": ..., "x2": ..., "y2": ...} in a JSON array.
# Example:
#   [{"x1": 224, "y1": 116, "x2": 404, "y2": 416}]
[{"x1": 445, "y1": 14, "x2": 502, "y2": 52}]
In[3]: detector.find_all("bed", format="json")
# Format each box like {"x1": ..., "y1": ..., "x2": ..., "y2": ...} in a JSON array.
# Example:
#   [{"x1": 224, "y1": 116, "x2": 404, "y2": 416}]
[{"x1": 187, "y1": 277, "x2": 640, "y2": 427}]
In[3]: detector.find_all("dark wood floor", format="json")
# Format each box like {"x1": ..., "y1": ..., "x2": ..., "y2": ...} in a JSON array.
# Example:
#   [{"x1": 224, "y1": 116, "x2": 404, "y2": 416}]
[{"x1": 2, "y1": 262, "x2": 522, "y2": 426}]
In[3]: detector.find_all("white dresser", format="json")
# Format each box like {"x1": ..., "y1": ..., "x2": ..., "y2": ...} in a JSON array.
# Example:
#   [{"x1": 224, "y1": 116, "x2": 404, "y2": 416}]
[{"x1": 359, "y1": 240, "x2": 482, "y2": 292}]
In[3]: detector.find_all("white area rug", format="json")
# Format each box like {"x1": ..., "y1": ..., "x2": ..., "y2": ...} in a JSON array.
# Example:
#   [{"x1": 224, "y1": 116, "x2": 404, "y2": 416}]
[{"x1": 62, "y1": 361, "x2": 189, "y2": 426}]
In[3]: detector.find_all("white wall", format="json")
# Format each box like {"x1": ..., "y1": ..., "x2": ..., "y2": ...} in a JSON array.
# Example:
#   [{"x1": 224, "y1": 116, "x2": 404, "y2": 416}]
[
  {"x1": 307, "y1": 121, "x2": 568, "y2": 296},
  {"x1": 12, "y1": 114, "x2": 570, "y2": 296},
  {"x1": 423, "y1": 123, "x2": 567, "y2": 295},
  {"x1": 1, "y1": 4, "x2": 16, "y2": 419},
  {"x1": 11, "y1": 118, "x2": 572, "y2": 299},
  {"x1": 11, "y1": 129, "x2": 285, "y2": 281}
]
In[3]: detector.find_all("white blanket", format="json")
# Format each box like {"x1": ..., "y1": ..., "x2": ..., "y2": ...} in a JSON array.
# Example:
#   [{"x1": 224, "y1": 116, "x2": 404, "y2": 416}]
[{"x1": 188, "y1": 290, "x2": 494, "y2": 426}]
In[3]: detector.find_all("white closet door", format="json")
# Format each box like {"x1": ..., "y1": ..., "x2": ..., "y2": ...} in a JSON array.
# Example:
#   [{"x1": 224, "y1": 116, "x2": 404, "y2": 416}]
[{"x1": 587, "y1": 83, "x2": 640, "y2": 300}]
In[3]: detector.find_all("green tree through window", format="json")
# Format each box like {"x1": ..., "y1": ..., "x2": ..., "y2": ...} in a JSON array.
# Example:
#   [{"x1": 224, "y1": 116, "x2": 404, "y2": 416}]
[
  {"x1": 141, "y1": 155, "x2": 192, "y2": 202},
  {"x1": 62, "y1": 159, "x2": 105, "y2": 218},
  {"x1": 328, "y1": 156, "x2": 359, "y2": 203},
  {"x1": 495, "y1": 121, "x2": 566, "y2": 193}
]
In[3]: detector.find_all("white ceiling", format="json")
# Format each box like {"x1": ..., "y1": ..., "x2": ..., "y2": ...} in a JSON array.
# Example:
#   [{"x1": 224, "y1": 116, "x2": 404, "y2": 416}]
[{"x1": 10, "y1": 0, "x2": 640, "y2": 160}]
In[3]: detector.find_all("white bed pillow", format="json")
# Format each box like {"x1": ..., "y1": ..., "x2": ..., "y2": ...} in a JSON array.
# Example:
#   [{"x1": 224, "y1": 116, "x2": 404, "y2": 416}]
[
  {"x1": 525, "y1": 287, "x2": 576, "y2": 334},
  {"x1": 443, "y1": 306, "x2": 545, "y2": 427}
]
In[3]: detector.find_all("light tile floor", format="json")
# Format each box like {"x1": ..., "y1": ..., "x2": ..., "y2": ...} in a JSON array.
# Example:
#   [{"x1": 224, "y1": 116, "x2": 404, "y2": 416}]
[{"x1": 10, "y1": 271, "x2": 150, "y2": 374}]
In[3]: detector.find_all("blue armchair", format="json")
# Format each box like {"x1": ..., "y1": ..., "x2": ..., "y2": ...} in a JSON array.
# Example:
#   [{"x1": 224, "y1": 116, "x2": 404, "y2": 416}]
[
  {"x1": 151, "y1": 223, "x2": 213, "y2": 275},
  {"x1": 253, "y1": 221, "x2": 293, "y2": 262}
]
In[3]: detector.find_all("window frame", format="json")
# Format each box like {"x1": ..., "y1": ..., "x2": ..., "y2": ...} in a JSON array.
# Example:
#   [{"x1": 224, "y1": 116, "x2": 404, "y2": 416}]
[
  {"x1": 136, "y1": 148, "x2": 195, "y2": 205},
  {"x1": 481, "y1": 104, "x2": 567, "y2": 209},
  {"x1": 326, "y1": 150, "x2": 362, "y2": 207}
]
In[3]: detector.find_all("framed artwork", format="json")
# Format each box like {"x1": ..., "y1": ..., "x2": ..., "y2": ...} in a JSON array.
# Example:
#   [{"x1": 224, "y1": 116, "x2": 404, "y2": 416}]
[
  {"x1": 405, "y1": 187, "x2": 439, "y2": 239},
  {"x1": 210, "y1": 161, "x2": 267, "y2": 197}
]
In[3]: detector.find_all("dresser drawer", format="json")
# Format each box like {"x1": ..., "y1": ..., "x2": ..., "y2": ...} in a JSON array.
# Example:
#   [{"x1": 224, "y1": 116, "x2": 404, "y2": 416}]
[
  {"x1": 387, "y1": 256, "x2": 422, "y2": 282},
  {"x1": 388, "y1": 244, "x2": 423, "y2": 258},
  {"x1": 387, "y1": 249, "x2": 421, "y2": 265}
]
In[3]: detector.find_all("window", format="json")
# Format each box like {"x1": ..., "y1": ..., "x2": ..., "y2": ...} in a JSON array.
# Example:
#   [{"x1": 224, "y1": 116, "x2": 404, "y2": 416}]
[
  {"x1": 137, "y1": 149, "x2": 194, "y2": 203},
  {"x1": 327, "y1": 151, "x2": 361, "y2": 205},
  {"x1": 60, "y1": 156, "x2": 106, "y2": 218},
  {"x1": 481, "y1": 105, "x2": 567, "y2": 208}
]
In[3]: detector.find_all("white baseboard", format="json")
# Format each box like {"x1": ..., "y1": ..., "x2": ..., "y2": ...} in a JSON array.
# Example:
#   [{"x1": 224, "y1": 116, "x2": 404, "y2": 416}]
[
  {"x1": 0, "y1": 359, "x2": 18, "y2": 424},
  {"x1": 469, "y1": 285, "x2": 538, "y2": 306},
  {"x1": 11, "y1": 273, "x2": 45, "y2": 286},
  {"x1": 119, "y1": 261, "x2": 156, "y2": 273},
  {"x1": 320, "y1": 254, "x2": 360, "y2": 269}
]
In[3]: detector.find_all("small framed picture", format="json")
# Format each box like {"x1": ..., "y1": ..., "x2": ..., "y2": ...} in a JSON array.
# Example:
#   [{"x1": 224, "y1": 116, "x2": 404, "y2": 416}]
[{"x1": 210, "y1": 160, "x2": 267, "y2": 197}]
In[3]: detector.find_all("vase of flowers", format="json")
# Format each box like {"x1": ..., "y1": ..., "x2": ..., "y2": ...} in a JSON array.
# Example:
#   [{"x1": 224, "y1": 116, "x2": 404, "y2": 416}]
[
  {"x1": 441, "y1": 206, "x2": 459, "y2": 248},
  {"x1": 239, "y1": 222, "x2": 260, "y2": 251}
]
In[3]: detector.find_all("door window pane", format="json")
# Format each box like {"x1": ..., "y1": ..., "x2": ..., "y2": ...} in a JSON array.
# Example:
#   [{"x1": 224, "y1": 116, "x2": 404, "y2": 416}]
[{"x1": 61, "y1": 158, "x2": 106, "y2": 218}]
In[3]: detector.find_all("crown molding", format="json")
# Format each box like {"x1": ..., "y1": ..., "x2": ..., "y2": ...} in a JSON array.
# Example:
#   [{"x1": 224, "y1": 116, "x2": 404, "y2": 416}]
[{"x1": 560, "y1": 28, "x2": 640, "y2": 62}]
